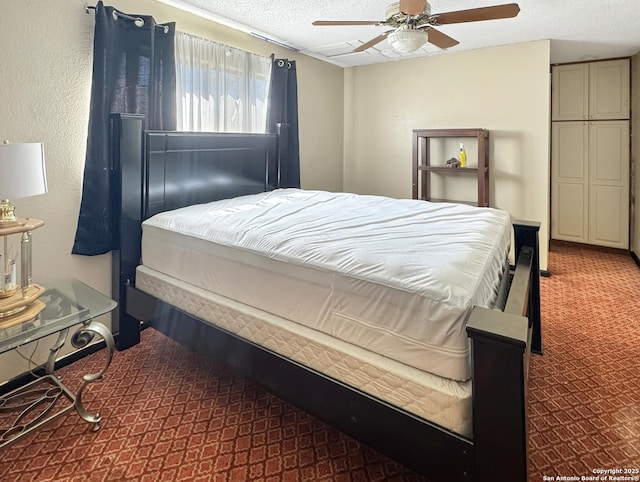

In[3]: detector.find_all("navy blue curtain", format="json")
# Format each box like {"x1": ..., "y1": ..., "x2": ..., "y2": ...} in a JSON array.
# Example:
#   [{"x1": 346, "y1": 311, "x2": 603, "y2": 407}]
[
  {"x1": 266, "y1": 58, "x2": 300, "y2": 188},
  {"x1": 72, "y1": 2, "x2": 176, "y2": 255}
]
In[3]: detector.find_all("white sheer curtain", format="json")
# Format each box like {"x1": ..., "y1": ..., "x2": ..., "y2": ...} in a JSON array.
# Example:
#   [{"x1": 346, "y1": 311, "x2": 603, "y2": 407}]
[{"x1": 175, "y1": 32, "x2": 271, "y2": 133}]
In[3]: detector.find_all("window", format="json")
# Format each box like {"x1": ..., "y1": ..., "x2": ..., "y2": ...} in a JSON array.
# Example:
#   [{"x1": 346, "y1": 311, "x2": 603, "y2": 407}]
[{"x1": 175, "y1": 32, "x2": 271, "y2": 133}]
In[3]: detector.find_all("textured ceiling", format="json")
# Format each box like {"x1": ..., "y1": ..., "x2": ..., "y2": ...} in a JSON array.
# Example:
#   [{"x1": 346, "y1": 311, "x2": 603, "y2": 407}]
[{"x1": 156, "y1": 0, "x2": 640, "y2": 67}]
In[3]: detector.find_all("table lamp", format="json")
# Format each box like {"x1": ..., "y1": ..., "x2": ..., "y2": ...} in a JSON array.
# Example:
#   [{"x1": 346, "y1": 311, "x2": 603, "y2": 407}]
[
  {"x1": 0, "y1": 142, "x2": 47, "y2": 226},
  {"x1": 0, "y1": 141, "x2": 47, "y2": 326}
]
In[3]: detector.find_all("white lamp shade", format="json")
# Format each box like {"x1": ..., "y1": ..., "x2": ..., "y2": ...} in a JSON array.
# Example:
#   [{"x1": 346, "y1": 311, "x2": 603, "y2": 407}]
[
  {"x1": 0, "y1": 143, "x2": 48, "y2": 201},
  {"x1": 388, "y1": 28, "x2": 428, "y2": 53}
]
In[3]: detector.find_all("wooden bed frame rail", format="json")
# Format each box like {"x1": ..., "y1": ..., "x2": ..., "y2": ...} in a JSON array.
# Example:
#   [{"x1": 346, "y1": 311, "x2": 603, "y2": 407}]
[{"x1": 111, "y1": 113, "x2": 542, "y2": 482}]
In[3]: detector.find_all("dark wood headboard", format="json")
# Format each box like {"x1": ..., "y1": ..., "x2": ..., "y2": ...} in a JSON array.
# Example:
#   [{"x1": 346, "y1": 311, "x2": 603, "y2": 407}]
[
  {"x1": 110, "y1": 113, "x2": 288, "y2": 349},
  {"x1": 144, "y1": 130, "x2": 279, "y2": 217}
]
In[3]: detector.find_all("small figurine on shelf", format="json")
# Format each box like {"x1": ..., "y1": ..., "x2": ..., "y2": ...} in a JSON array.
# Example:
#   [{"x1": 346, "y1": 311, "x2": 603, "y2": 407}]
[
  {"x1": 458, "y1": 143, "x2": 467, "y2": 168},
  {"x1": 445, "y1": 157, "x2": 461, "y2": 168}
]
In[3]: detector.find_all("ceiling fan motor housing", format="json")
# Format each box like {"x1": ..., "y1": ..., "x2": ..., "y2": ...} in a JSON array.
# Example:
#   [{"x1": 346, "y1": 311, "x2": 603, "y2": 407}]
[{"x1": 386, "y1": 1, "x2": 431, "y2": 23}]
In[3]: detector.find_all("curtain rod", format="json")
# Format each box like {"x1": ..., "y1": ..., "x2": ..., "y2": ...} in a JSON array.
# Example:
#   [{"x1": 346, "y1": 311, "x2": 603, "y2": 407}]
[{"x1": 84, "y1": 4, "x2": 170, "y2": 33}]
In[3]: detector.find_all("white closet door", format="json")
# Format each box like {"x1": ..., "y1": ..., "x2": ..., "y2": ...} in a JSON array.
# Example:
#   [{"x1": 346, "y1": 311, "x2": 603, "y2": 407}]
[
  {"x1": 551, "y1": 122, "x2": 589, "y2": 242},
  {"x1": 588, "y1": 121, "x2": 630, "y2": 248}
]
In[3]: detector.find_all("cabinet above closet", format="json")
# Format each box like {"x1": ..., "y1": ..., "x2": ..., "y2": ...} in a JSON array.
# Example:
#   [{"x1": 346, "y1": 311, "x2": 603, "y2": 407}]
[{"x1": 551, "y1": 59, "x2": 630, "y2": 121}]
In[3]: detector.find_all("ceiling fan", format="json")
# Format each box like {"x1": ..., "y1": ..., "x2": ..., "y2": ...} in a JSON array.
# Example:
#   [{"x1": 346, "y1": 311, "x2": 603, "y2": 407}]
[{"x1": 312, "y1": 0, "x2": 520, "y2": 54}]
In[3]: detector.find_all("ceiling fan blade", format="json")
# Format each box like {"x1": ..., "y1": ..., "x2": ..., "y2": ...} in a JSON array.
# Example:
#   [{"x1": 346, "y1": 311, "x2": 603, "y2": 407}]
[
  {"x1": 353, "y1": 31, "x2": 393, "y2": 52},
  {"x1": 399, "y1": 0, "x2": 426, "y2": 16},
  {"x1": 424, "y1": 27, "x2": 459, "y2": 49},
  {"x1": 313, "y1": 20, "x2": 380, "y2": 26},
  {"x1": 433, "y1": 3, "x2": 520, "y2": 25}
]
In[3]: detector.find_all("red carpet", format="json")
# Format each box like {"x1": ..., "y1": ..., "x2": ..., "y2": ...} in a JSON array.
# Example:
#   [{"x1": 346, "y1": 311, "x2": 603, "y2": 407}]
[
  {"x1": 528, "y1": 246, "x2": 640, "y2": 479},
  {"x1": 0, "y1": 246, "x2": 638, "y2": 481},
  {"x1": 0, "y1": 327, "x2": 424, "y2": 481}
]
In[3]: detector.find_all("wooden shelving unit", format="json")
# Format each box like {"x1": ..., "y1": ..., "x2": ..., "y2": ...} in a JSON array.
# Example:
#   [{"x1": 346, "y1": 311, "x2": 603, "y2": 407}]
[{"x1": 412, "y1": 128, "x2": 489, "y2": 207}]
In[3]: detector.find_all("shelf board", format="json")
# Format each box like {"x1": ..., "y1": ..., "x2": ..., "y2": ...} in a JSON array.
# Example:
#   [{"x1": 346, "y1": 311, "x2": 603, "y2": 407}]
[
  {"x1": 413, "y1": 128, "x2": 488, "y2": 138},
  {"x1": 417, "y1": 166, "x2": 485, "y2": 173}
]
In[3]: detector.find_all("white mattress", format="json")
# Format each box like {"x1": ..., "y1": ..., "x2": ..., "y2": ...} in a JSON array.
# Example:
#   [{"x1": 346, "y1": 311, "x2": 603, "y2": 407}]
[
  {"x1": 141, "y1": 189, "x2": 511, "y2": 381},
  {"x1": 136, "y1": 266, "x2": 474, "y2": 438}
]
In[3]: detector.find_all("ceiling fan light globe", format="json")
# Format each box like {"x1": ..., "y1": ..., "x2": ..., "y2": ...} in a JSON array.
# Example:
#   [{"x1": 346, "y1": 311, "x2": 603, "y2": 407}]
[{"x1": 388, "y1": 29, "x2": 427, "y2": 53}]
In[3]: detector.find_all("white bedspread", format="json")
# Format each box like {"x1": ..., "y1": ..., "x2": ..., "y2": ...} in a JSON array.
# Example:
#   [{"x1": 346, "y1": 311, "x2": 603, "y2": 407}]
[{"x1": 142, "y1": 189, "x2": 511, "y2": 380}]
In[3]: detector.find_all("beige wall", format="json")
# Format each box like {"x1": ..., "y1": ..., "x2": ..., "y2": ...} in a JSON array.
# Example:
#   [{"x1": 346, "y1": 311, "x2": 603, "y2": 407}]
[
  {"x1": 632, "y1": 53, "x2": 640, "y2": 256},
  {"x1": 344, "y1": 41, "x2": 552, "y2": 270},
  {"x1": 0, "y1": 0, "x2": 343, "y2": 382}
]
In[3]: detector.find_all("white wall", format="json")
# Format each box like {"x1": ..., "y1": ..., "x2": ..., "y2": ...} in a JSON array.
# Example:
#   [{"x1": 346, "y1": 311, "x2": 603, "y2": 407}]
[
  {"x1": 344, "y1": 41, "x2": 552, "y2": 270},
  {"x1": 0, "y1": 0, "x2": 343, "y2": 382}
]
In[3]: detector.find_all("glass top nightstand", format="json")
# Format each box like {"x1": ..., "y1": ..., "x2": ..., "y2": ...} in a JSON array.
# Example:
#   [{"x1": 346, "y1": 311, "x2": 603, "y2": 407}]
[
  {"x1": 0, "y1": 278, "x2": 116, "y2": 449},
  {"x1": 0, "y1": 278, "x2": 116, "y2": 354}
]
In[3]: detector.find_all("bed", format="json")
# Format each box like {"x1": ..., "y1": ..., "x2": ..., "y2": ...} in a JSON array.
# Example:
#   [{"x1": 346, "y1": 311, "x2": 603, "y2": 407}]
[{"x1": 110, "y1": 113, "x2": 542, "y2": 482}]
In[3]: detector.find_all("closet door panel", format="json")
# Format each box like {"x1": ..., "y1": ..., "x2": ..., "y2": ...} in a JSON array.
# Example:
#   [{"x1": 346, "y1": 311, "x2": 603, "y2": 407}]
[
  {"x1": 551, "y1": 122, "x2": 589, "y2": 242},
  {"x1": 554, "y1": 184, "x2": 588, "y2": 241},
  {"x1": 590, "y1": 186, "x2": 627, "y2": 246},
  {"x1": 588, "y1": 121, "x2": 629, "y2": 248}
]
